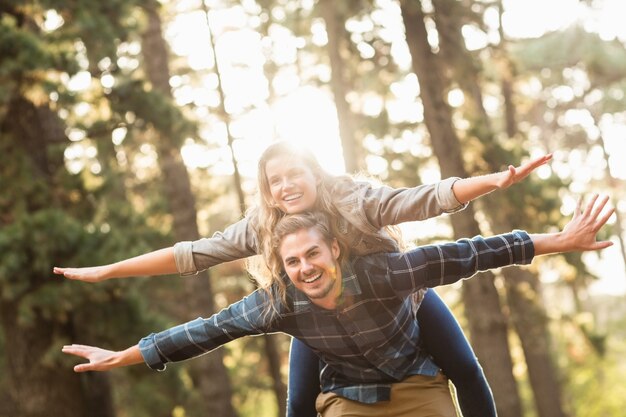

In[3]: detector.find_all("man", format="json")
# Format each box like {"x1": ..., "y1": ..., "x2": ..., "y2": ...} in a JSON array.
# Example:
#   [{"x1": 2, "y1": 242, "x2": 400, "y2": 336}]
[{"x1": 63, "y1": 195, "x2": 614, "y2": 417}]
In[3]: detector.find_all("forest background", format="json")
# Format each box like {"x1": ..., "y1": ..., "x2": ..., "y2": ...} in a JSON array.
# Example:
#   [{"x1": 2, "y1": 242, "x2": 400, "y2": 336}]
[{"x1": 1, "y1": 0, "x2": 625, "y2": 416}]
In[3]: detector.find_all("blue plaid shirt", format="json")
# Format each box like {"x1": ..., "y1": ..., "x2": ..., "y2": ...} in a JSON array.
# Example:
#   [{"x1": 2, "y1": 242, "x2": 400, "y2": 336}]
[{"x1": 139, "y1": 231, "x2": 534, "y2": 403}]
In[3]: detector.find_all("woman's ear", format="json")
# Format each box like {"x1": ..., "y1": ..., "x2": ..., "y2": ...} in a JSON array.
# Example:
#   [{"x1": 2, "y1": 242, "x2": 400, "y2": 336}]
[
  {"x1": 314, "y1": 171, "x2": 322, "y2": 185},
  {"x1": 331, "y1": 238, "x2": 340, "y2": 260}
]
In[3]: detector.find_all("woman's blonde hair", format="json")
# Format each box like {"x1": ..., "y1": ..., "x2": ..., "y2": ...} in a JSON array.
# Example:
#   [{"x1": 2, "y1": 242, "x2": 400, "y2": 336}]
[{"x1": 247, "y1": 141, "x2": 405, "y2": 308}]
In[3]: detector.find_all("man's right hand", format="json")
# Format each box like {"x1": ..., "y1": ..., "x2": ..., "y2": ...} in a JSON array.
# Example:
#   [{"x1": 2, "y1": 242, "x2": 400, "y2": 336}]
[{"x1": 62, "y1": 344, "x2": 143, "y2": 372}]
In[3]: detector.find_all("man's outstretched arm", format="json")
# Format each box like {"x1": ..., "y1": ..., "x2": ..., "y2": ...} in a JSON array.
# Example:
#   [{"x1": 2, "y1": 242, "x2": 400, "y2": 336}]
[
  {"x1": 62, "y1": 286, "x2": 275, "y2": 372},
  {"x1": 388, "y1": 194, "x2": 614, "y2": 295}
]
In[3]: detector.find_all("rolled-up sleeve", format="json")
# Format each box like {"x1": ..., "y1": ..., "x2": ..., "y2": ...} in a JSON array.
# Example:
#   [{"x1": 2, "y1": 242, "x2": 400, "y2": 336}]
[
  {"x1": 139, "y1": 333, "x2": 167, "y2": 371},
  {"x1": 387, "y1": 230, "x2": 534, "y2": 297},
  {"x1": 436, "y1": 177, "x2": 467, "y2": 214},
  {"x1": 173, "y1": 241, "x2": 196, "y2": 276},
  {"x1": 172, "y1": 218, "x2": 259, "y2": 276}
]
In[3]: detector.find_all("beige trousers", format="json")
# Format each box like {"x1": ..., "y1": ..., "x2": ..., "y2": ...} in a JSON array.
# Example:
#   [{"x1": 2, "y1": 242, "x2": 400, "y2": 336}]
[{"x1": 315, "y1": 372, "x2": 457, "y2": 417}]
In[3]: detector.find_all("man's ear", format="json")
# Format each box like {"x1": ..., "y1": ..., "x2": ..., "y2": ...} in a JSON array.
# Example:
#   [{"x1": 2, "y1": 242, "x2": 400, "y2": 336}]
[{"x1": 331, "y1": 238, "x2": 340, "y2": 260}]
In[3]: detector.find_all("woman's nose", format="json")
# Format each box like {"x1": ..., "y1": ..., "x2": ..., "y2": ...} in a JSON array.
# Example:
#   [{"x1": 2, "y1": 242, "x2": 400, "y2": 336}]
[{"x1": 281, "y1": 177, "x2": 294, "y2": 189}]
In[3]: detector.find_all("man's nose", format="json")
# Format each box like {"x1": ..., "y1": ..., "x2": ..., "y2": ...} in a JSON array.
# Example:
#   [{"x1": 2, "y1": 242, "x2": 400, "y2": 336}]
[{"x1": 301, "y1": 259, "x2": 314, "y2": 274}]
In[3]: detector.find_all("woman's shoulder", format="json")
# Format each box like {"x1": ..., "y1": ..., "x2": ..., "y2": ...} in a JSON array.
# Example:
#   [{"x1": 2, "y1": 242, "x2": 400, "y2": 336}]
[
  {"x1": 243, "y1": 207, "x2": 263, "y2": 234},
  {"x1": 328, "y1": 176, "x2": 373, "y2": 201}
]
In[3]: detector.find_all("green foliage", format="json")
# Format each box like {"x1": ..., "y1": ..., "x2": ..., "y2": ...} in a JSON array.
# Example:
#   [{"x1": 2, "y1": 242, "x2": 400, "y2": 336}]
[
  {"x1": 0, "y1": 137, "x2": 184, "y2": 414},
  {"x1": 0, "y1": 15, "x2": 73, "y2": 77},
  {"x1": 39, "y1": 0, "x2": 145, "y2": 65},
  {"x1": 0, "y1": 209, "x2": 77, "y2": 302},
  {"x1": 555, "y1": 304, "x2": 626, "y2": 417},
  {"x1": 226, "y1": 335, "x2": 288, "y2": 417},
  {"x1": 514, "y1": 26, "x2": 626, "y2": 86},
  {"x1": 1, "y1": 1, "x2": 194, "y2": 416},
  {"x1": 597, "y1": 78, "x2": 626, "y2": 114},
  {"x1": 110, "y1": 79, "x2": 198, "y2": 146}
]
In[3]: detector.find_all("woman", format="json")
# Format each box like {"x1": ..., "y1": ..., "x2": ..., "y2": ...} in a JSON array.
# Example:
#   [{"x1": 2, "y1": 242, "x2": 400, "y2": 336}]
[{"x1": 55, "y1": 141, "x2": 551, "y2": 417}]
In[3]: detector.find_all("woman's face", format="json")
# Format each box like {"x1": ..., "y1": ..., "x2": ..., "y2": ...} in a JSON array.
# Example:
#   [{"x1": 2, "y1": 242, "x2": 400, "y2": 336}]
[{"x1": 264, "y1": 154, "x2": 319, "y2": 214}]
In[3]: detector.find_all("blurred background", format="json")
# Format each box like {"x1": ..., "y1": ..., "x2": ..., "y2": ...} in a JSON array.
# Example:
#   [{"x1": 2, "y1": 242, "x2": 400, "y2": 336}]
[{"x1": 1, "y1": 0, "x2": 625, "y2": 416}]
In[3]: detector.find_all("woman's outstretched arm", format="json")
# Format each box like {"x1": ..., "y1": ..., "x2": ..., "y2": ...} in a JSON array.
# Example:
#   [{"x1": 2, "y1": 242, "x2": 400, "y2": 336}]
[
  {"x1": 53, "y1": 247, "x2": 177, "y2": 283},
  {"x1": 452, "y1": 154, "x2": 552, "y2": 204}
]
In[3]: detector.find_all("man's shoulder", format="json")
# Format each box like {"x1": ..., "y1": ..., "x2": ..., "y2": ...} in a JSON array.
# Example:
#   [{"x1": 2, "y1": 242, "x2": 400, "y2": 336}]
[{"x1": 351, "y1": 252, "x2": 391, "y2": 276}]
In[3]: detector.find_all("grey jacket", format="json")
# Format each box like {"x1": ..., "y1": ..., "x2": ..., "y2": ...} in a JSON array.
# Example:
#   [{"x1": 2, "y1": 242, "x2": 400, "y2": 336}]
[{"x1": 173, "y1": 177, "x2": 465, "y2": 275}]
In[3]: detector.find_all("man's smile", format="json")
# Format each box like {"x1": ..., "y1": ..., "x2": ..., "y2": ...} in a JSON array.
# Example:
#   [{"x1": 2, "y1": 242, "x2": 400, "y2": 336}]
[{"x1": 303, "y1": 272, "x2": 322, "y2": 284}]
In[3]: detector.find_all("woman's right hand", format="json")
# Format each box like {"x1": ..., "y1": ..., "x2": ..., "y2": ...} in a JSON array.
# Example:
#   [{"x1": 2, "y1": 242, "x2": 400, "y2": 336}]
[
  {"x1": 54, "y1": 247, "x2": 179, "y2": 282},
  {"x1": 53, "y1": 265, "x2": 110, "y2": 282}
]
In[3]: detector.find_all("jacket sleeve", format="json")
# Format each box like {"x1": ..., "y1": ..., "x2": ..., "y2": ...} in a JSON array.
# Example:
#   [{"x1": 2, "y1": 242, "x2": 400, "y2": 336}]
[
  {"x1": 139, "y1": 288, "x2": 276, "y2": 371},
  {"x1": 358, "y1": 178, "x2": 467, "y2": 229},
  {"x1": 387, "y1": 230, "x2": 534, "y2": 298},
  {"x1": 173, "y1": 217, "x2": 259, "y2": 275}
]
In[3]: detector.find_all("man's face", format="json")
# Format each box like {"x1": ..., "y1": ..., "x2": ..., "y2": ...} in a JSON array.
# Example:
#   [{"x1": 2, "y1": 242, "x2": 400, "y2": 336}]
[{"x1": 279, "y1": 227, "x2": 341, "y2": 309}]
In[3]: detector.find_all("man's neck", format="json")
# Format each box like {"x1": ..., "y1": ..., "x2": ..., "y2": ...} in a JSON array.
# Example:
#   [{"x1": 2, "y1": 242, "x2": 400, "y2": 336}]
[{"x1": 312, "y1": 297, "x2": 338, "y2": 310}]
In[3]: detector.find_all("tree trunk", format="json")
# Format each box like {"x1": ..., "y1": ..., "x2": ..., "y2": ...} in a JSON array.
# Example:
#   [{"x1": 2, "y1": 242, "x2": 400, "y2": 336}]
[
  {"x1": 431, "y1": 2, "x2": 569, "y2": 417},
  {"x1": 203, "y1": 4, "x2": 288, "y2": 415},
  {"x1": 318, "y1": 0, "x2": 363, "y2": 173},
  {"x1": 0, "y1": 302, "x2": 88, "y2": 417},
  {"x1": 496, "y1": 0, "x2": 519, "y2": 138},
  {"x1": 504, "y1": 268, "x2": 569, "y2": 417},
  {"x1": 264, "y1": 334, "x2": 288, "y2": 417},
  {"x1": 201, "y1": 5, "x2": 247, "y2": 216},
  {"x1": 433, "y1": 0, "x2": 490, "y2": 124},
  {"x1": 140, "y1": 4, "x2": 237, "y2": 416},
  {"x1": 0, "y1": 97, "x2": 115, "y2": 417},
  {"x1": 400, "y1": 2, "x2": 524, "y2": 417},
  {"x1": 594, "y1": 119, "x2": 626, "y2": 271}
]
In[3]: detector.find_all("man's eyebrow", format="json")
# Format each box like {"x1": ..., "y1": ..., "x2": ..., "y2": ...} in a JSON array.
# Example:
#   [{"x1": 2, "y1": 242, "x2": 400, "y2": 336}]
[
  {"x1": 305, "y1": 245, "x2": 320, "y2": 255},
  {"x1": 283, "y1": 244, "x2": 320, "y2": 262}
]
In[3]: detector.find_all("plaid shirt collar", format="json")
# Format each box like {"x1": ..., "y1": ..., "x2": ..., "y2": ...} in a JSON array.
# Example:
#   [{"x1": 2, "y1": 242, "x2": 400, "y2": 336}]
[{"x1": 292, "y1": 260, "x2": 362, "y2": 313}]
